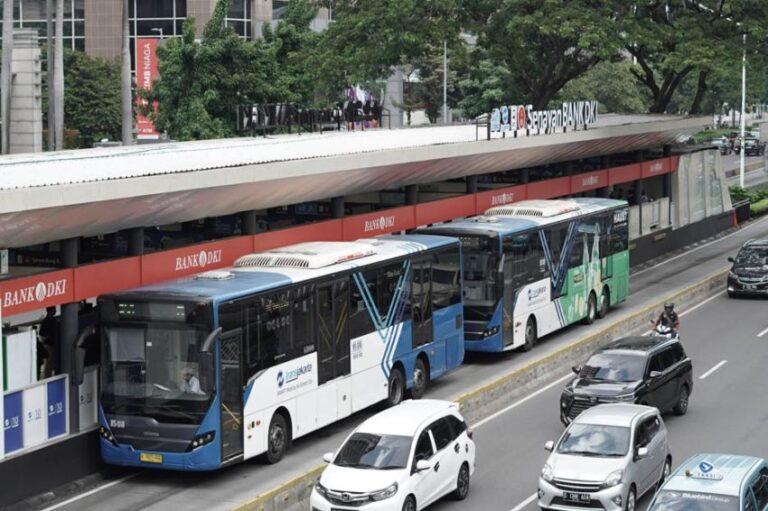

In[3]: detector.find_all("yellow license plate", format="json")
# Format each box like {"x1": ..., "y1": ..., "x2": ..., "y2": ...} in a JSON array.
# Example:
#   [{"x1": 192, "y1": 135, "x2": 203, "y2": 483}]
[{"x1": 140, "y1": 452, "x2": 163, "y2": 464}]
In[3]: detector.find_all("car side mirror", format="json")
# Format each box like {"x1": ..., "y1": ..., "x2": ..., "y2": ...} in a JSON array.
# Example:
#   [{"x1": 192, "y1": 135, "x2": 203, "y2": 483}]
[
  {"x1": 728, "y1": 257, "x2": 735, "y2": 263},
  {"x1": 416, "y1": 459, "x2": 432, "y2": 472},
  {"x1": 572, "y1": 366, "x2": 581, "y2": 375},
  {"x1": 544, "y1": 440, "x2": 555, "y2": 452},
  {"x1": 636, "y1": 447, "x2": 649, "y2": 460},
  {"x1": 649, "y1": 371, "x2": 662, "y2": 379},
  {"x1": 322, "y1": 452, "x2": 334, "y2": 464}
]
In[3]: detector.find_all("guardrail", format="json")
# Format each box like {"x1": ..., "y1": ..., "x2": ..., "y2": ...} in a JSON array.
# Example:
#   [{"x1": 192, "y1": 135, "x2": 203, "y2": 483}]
[{"x1": 733, "y1": 199, "x2": 751, "y2": 224}]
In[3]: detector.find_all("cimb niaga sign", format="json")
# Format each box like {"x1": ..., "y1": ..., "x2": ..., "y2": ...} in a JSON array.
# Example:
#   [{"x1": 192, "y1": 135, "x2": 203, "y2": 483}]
[{"x1": 490, "y1": 101, "x2": 599, "y2": 134}]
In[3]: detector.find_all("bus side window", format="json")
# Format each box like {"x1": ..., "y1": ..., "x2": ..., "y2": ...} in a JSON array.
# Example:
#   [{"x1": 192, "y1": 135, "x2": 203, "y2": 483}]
[
  {"x1": 350, "y1": 271, "x2": 376, "y2": 338},
  {"x1": 259, "y1": 291, "x2": 293, "y2": 365},
  {"x1": 293, "y1": 285, "x2": 314, "y2": 356},
  {"x1": 432, "y1": 246, "x2": 461, "y2": 309},
  {"x1": 378, "y1": 262, "x2": 407, "y2": 319}
]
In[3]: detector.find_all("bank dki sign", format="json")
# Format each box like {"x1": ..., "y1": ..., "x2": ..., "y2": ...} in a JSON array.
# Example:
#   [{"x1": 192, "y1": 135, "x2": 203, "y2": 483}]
[{"x1": 490, "y1": 101, "x2": 599, "y2": 134}]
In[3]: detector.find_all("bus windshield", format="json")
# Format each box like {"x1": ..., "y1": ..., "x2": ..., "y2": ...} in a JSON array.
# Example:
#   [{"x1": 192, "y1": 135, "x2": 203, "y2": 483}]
[
  {"x1": 462, "y1": 245, "x2": 499, "y2": 321},
  {"x1": 100, "y1": 299, "x2": 214, "y2": 425}
]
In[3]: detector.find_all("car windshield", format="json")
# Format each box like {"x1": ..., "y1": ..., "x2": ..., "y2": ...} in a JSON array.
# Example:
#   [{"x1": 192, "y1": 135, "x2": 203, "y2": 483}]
[
  {"x1": 333, "y1": 433, "x2": 412, "y2": 470},
  {"x1": 580, "y1": 351, "x2": 646, "y2": 382},
  {"x1": 557, "y1": 424, "x2": 630, "y2": 457},
  {"x1": 649, "y1": 490, "x2": 738, "y2": 511},
  {"x1": 734, "y1": 246, "x2": 768, "y2": 270}
]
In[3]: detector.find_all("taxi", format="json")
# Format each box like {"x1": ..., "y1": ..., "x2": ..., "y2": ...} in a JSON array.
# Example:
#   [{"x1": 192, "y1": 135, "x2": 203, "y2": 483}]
[{"x1": 648, "y1": 453, "x2": 768, "y2": 511}]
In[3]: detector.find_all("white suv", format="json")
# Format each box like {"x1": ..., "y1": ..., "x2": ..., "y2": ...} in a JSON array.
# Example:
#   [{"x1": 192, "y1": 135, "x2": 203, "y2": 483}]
[
  {"x1": 311, "y1": 399, "x2": 476, "y2": 511},
  {"x1": 539, "y1": 404, "x2": 671, "y2": 511}
]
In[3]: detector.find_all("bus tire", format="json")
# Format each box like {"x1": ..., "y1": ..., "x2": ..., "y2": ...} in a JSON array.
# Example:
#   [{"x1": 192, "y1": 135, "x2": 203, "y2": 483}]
[
  {"x1": 386, "y1": 366, "x2": 405, "y2": 407},
  {"x1": 583, "y1": 292, "x2": 597, "y2": 325},
  {"x1": 522, "y1": 316, "x2": 537, "y2": 352},
  {"x1": 409, "y1": 357, "x2": 428, "y2": 400},
  {"x1": 264, "y1": 412, "x2": 288, "y2": 464},
  {"x1": 597, "y1": 287, "x2": 610, "y2": 319}
]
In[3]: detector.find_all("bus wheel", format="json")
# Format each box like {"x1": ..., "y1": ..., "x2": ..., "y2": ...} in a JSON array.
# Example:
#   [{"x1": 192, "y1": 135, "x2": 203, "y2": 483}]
[
  {"x1": 265, "y1": 413, "x2": 288, "y2": 464},
  {"x1": 522, "y1": 316, "x2": 537, "y2": 352},
  {"x1": 597, "y1": 287, "x2": 610, "y2": 319},
  {"x1": 386, "y1": 367, "x2": 405, "y2": 407},
  {"x1": 410, "y1": 358, "x2": 428, "y2": 399},
  {"x1": 583, "y1": 293, "x2": 597, "y2": 325}
]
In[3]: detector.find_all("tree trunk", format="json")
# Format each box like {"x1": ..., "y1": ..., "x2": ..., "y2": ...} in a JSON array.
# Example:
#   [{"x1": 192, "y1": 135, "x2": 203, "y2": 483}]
[
  {"x1": 47, "y1": 0, "x2": 55, "y2": 150},
  {"x1": 54, "y1": 0, "x2": 64, "y2": 149},
  {"x1": 121, "y1": 0, "x2": 133, "y2": 145},
  {"x1": 1, "y1": 0, "x2": 14, "y2": 154},
  {"x1": 689, "y1": 70, "x2": 708, "y2": 115}
]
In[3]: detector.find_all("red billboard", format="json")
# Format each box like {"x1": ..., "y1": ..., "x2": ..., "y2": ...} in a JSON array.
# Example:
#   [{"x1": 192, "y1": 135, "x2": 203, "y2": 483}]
[
  {"x1": 0, "y1": 269, "x2": 74, "y2": 317},
  {"x1": 570, "y1": 170, "x2": 607, "y2": 194},
  {"x1": 475, "y1": 184, "x2": 528, "y2": 214},
  {"x1": 342, "y1": 206, "x2": 416, "y2": 240},
  {"x1": 135, "y1": 38, "x2": 160, "y2": 140}
]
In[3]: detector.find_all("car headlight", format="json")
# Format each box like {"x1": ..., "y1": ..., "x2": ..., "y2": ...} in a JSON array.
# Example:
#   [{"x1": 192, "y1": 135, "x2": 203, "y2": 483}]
[
  {"x1": 314, "y1": 479, "x2": 328, "y2": 498},
  {"x1": 613, "y1": 394, "x2": 635, "y2": 403},
  {"x1": 603, "y1": 469, "x2": 624, "y2": 488},
  {"x1": 728, "y1": 271, "x2": 737, "y2": 279},
  {"x1": 541, "y1": 464, "x2": 554, "y2": 482},
  {"x1": 370, "y1": 482, "x2": 398, "y2": 501}
]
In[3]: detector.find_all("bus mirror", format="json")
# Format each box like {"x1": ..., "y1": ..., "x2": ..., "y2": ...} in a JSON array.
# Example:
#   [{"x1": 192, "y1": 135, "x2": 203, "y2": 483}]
[
  {"x1": 201, "y1": 327, "x2": 223, "y2": 353},
  {"x1": 199, "y1": 352, "x2": 214, "y2": 390},
  {"x1": 73, "y1": 325, "x2": 96, "y2": 386}
]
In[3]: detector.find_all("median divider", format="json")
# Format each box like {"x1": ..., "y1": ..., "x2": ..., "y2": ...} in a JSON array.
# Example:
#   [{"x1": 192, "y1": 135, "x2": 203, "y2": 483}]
[{"x1": 232, "y1": 266, "x2": 729, "y2": 511}]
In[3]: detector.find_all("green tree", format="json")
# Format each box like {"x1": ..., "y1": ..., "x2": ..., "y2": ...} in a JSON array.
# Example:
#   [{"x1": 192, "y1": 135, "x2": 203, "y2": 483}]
[
  {"x1": 556, "y1": 60, "x2": 649, "y2": 114},
  {"x1": 145, "y1": 0, "x2": 283, "y2": 140},
  {"x1": 43, "y1": 49, "x2": 121, "y2": 148}
]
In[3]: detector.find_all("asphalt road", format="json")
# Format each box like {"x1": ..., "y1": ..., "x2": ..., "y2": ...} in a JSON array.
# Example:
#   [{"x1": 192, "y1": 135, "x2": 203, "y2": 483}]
[
  {"x1": 22, "y1": 216, "x2": 768, "y2": 511},
  {"x1": 429, "y1": 290, "x2": 768, "y2": 511}
]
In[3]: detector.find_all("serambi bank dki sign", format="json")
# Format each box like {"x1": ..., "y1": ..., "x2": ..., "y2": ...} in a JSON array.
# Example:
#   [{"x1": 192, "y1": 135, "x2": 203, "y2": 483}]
[{"x1": 490, "y1": 101, "x2": 599, "y2": 134}]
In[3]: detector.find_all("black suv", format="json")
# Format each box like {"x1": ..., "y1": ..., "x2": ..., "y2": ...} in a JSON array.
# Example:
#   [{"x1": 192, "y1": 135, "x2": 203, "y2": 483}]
[
  {"x1": 728, "y1": 239, "x2": 768, "y2": 297},
  {"x1": 743, "y1": 137, "x2": 766, "y2": 156},
  {"x1": 560, "y1": 336, "x2": 693, "y2": 425}
]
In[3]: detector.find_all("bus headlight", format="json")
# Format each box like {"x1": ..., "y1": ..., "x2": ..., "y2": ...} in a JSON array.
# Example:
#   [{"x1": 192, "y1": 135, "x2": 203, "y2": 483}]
[
  {"x1": 99, "y1": 426, "x2": 118, "y2": 446},
  {"x1": 483, "y1": 326, "x2": 500, "y2": 338},
  {"x1": 187, "y1": 431, "x2": 216, "y2": 451}
]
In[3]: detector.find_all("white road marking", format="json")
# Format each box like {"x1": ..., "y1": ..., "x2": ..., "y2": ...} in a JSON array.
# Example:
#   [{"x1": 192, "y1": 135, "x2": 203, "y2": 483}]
[
  {"x1": 472, "y1": 372, "x2": 573, "y2": 429},
  {"x1": 699, "y1": 360, "x2": 728, "y2": 380},
  {"x1": 632, "y1": 216, "x2": 768, "y2": 277},
  {"x1": 509, "y1": 492, "x2": 538, "y2": 511},
  {"x1": 758, "y1": 326, "x2": 768, "y2": 338},
  {"x1": 39, "y1": 473, "x2": 139, "y2": 511}
]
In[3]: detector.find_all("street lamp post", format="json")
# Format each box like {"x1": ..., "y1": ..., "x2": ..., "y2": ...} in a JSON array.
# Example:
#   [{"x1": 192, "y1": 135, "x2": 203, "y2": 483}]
[
  {"x1": 740, "y1": 32, "x2": 746, "y2": 189},
  {"x1": 151, "y1": 27, "x2": 164, "y2": 40}
]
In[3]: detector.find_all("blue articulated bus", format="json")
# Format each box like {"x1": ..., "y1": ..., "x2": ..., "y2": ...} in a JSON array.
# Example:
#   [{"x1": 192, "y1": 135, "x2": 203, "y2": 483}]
[
  {"x1": 415, "y1": 198, "x2": 630, "y2": 353},
  {"x1": 97, "y1": 235, "x2": 464, "y2": 470}
]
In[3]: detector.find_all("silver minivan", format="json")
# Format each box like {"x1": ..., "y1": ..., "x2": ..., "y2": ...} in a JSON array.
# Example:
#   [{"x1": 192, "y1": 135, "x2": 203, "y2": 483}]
[{"x1": 538, "y1": 404, "x2": 671, "y2": 511}]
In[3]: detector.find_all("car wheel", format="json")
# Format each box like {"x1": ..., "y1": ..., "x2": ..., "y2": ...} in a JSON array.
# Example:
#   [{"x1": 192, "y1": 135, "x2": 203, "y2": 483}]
[
  {"x1": 625, "y1": 486, "x2": 636, "y2": 511},
  {"x1": 597, "y1": 287, "x2": 610, "y2": 319},
  {"x1": 453, "y1": 463, "x2": 470, "y2": 500},
  {"x1": 657, "y1": 456, "x2": 672, "y2": 491},
  {"x1": 409, "y1": 358, "x2": 428, "y2": 400},
  {"x1": 264, "y1": 413, "x2": 288, "y2": 464},
  {"x1": 402, "y1": 494, "x2": 417, "y2": 511},
  {"x1": 386, "y1": 367, "x2": 405, "y2": 407},
  {"x1": 522, "y1": 316, "x2": 537, "y2": 352},
  {"x1": 673, "y1": 385, "x2": 690, "y2": 415},
  {"x1": 583, "y1": 293, "x2": 597, "y2": 325}
]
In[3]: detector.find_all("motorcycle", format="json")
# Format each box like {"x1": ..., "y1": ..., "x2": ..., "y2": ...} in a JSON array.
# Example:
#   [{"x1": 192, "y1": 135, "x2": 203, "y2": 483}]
[{"x1": 650, "y1": 320, "x2": 679, "y2": 340}]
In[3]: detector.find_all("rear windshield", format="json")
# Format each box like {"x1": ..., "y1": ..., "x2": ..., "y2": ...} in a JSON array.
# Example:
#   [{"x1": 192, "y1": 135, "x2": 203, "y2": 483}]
[{"x1": 649, "y1": 490, "x2": 738, "y2": 511}]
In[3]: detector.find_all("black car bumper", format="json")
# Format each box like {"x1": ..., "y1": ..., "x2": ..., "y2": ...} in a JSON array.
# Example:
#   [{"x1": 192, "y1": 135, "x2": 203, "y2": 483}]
[{"x1": 728, "y1": 277, "x2": 768, "y2": 296}]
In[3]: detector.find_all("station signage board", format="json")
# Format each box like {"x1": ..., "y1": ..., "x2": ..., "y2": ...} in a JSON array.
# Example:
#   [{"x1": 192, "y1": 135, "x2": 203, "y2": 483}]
[
  {"x1": 135, "y1": 38, "x2": 160, "y2": 140},
  {"x1": 490, "y1": 101, "x2": 599, "y2": 134}
]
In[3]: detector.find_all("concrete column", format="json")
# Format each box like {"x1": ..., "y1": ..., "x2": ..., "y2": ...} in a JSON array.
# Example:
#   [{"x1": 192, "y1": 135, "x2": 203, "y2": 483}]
[
  {"x1": 126, "y1": 227, "x2": 144, "y2": 256},
  {"x1": 240, "y1": 210, "x2": 258, "y2": 235},
  {"x1": 252, "y1": 0, "x2": 273, "y2": 39},
  {"x1": 601, "y1": 155, "x2": 611, "y2": 169},
  {"x1": 84, "y1": 0, "x2": 121, "y2": 59},
  {"x1": 520, "y1": 169, "x2": 530, "y2": 184},
  {"x1": 565, "y1": 161, "x2": 574, "y2": 176},
  {"x1": 60, "y1": 238, "x2": 80, "y2": 434},
  {"x1": 406, "y1": 185, "x2": 418, "y2": 205},
  {"x1": 663, "y1": 144, "x2": 672, "y2": 157},
  {"x1": 188, "y1": 0, "x2": 216, "y2": 39},
  {"x1": 635, "y1": 150, "x2": 645, "y2": 162},
  {"x1": 10, "y1": 30, "x2": 42, "y2": 154},
  {"x1": 383, "y1": 69, "x2": 404, "y2": 128},
  {"x1": 331, "y1": 197, "x2": 345, "y2": 219},
  {"x1": 466, "y1": 176, "x2": 478, "y2": 194}
]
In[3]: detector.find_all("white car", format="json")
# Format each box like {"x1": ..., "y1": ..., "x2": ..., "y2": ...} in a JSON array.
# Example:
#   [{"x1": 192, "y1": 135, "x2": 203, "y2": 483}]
[
  {"x1": 311, "y1": 399, "x2": 476, "y2": 511},
  {"x1": 538, "y1": 404, "x2": 671, "y2": 511}
]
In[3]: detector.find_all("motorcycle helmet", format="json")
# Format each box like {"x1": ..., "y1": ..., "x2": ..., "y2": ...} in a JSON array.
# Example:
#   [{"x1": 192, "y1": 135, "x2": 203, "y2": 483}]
[{"x1": 664, "y1": 302, "x2": 674, "y2": 312}]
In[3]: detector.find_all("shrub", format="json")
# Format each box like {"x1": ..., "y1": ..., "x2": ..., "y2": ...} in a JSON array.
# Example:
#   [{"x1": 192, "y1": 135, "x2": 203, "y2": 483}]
[{"x1": 750, "y1": 198, "x2": 768, "y2": 217}]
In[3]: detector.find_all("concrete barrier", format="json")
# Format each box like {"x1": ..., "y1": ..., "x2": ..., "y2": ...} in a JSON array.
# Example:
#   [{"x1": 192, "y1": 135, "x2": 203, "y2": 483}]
[{"x1": 232, "y1": 266, "x2": 729, "y2": 511}]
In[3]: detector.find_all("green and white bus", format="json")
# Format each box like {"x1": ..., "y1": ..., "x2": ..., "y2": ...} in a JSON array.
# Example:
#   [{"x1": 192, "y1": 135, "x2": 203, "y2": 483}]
[{"x1": 415, "y1": 198, "x2": 629, "y2": 353}]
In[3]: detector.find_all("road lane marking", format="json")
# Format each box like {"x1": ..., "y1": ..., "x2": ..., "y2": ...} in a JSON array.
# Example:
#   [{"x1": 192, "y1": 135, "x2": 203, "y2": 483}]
[
  {"x1": 40, "y1": 473, "x2": 139, "y2": 511},
  {"x1": 509, "y1": 492, "x2": 538, "y2": 511},
  {"x1": 699, "y1": 360, "x2": 727, "y2": 380},
  {"x1": 758, "y1": 326, "x2": 768, "y2": 338},
  {"x1": 632, "y1": 216, "x2": 768, "y2": 277},
  {"x1": 472, "y1": 372, "x2": 573, "y2": 429}
]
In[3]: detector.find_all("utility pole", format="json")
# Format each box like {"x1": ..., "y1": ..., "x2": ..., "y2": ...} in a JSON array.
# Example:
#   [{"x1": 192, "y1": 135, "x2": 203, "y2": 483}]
[
  {"x1": 1, "y1": 0, "x2": 14, "y2": 154},
  {"x1": 442, "y1": 40, "x2": 448, "y2": 125},
  {"x1": 121, "y1": 0, "x2": 133, "y2": 145},
  {"x1": 47, "y1": 0, "x2": 55, "y2": 150},
  {"x1": 54, "y1": 0, "x2": 64, "y2": 150},
  {"x1": 740, "y1": 32, "x2": 746, "y2": 189}
]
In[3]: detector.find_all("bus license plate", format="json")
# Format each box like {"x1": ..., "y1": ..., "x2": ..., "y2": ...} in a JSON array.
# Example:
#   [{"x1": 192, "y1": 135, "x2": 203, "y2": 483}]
[
  {"x1": 140, "y1": 452, "x2": 163, "y2": 464},
  {"x1": 563, "y1": 492, "x2": 590, "y2": 503}
]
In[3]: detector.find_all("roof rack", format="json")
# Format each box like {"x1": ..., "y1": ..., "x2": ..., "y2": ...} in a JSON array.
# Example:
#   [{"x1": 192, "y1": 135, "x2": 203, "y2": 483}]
[
  {"x1": 485, "y1": 199, "x2": 582, "y2": 218},
  {"x1": 234, "y1": 241, "x2": 376, "y2": 270}
]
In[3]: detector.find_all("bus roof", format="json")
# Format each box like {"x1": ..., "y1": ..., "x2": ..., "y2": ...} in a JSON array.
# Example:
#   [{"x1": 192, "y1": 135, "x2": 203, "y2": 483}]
[
  {"x1": 418, "y1": 198, "x2": 626, "y2": 237},
  {"x1": 661, "y1": 453, "x2": 765, "y2": 496},
  {"x1": 104, "y1": 234, "x2": 456, "y2": 304}
]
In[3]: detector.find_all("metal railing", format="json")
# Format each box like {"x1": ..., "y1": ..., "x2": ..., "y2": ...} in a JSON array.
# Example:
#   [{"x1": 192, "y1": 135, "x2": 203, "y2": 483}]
[{"x1": 238, "y1": 103, "x2": 391, "y2": 137}]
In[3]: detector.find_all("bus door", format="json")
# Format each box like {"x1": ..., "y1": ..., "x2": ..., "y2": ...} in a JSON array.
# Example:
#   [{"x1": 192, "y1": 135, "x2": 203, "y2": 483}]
[
  {"x1": 317, "y1": 279, "x2": 351, "y2": 421},
  {"x1": 502, "y1": 253, "x2": 515, "y2": 347},
  {"x1": 412, "y1": 258, "x2": 434, "y2": 350},
  {"x1": 219, "y1": 329, "x2": 244, "y2": 461}
]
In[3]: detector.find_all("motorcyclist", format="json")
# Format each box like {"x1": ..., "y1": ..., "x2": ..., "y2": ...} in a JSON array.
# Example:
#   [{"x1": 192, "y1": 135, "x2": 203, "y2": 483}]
[{"x1": 654, "y1": 302, "x2": 680, "y2": 336}]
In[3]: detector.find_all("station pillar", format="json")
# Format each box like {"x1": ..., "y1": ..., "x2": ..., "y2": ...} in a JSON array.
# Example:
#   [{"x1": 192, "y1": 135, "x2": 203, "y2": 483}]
[
  {"x1": 240, "y1": 211, "x2": 258, "y2": 235},
  {"x1": 466, "y1": 175, "x2": 478, "y2": 194},
  {"x1": 332, "y1": 197, "x2": 345, "y2": 219},
  {"x1": 406, "y1": 185, "x2": 418, "y2": 205},
  {"x1": 60, "y1": 237, "x2": 80, "y2": 434}
]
